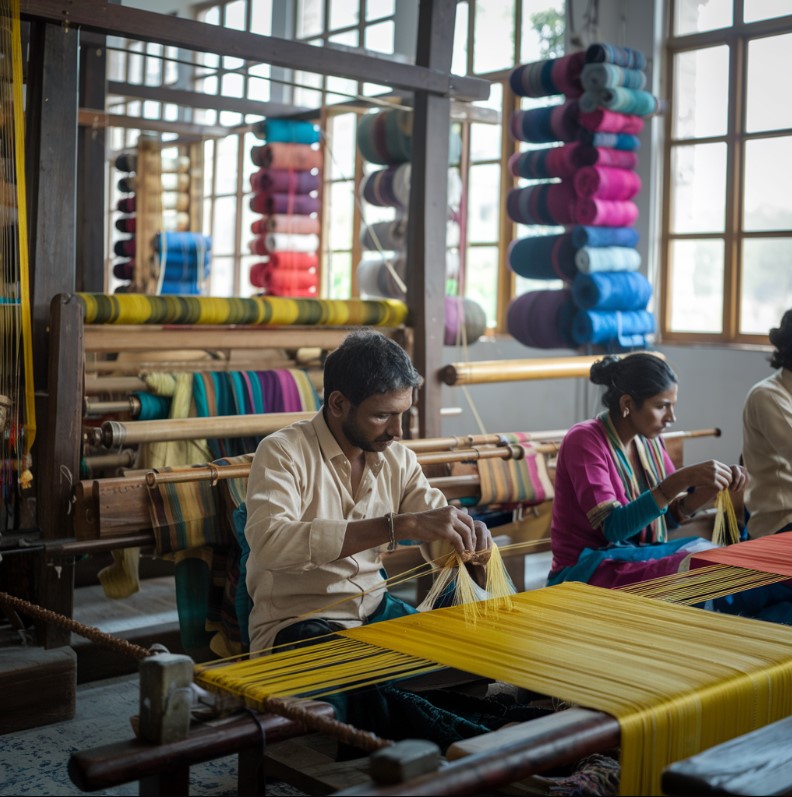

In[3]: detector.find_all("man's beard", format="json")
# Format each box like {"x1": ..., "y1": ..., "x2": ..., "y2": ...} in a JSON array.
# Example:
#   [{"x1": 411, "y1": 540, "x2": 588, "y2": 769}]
[{"x1": 342, "y1": 414, "x2": 393, "y2": 452}]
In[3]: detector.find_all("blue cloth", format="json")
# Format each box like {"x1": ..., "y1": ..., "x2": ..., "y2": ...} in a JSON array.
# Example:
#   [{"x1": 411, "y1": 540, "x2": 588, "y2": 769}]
[{"x1": 547, "y1": 536, "x2": 700, "y2": 587}]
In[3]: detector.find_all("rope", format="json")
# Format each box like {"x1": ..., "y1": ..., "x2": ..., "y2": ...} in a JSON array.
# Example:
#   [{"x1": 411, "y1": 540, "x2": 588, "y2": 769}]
[
  {"x1": 0, "y1": 590, "x2": 151, "y2": 660},
  {"x1": 0, "y1": 589, "x2": 393, "y2": 749}
]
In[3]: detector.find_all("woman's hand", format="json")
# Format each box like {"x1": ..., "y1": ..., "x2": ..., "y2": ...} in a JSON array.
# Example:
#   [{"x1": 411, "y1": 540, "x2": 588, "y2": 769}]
[{"x1": 727, "y1": 464, "x2": 749, "y2": 495}]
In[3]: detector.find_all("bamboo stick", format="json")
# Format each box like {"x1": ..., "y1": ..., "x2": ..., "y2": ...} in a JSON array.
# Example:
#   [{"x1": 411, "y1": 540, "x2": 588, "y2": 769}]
[
  {"x1": 440, "y1": 353, "x2": 666, "y2": 386},
  {"x1": 97, "y1": 412, "x2": 316, "y2": 447},
  {"x1": 83, "y1": 326, "x2": 373, "y2": 353}
]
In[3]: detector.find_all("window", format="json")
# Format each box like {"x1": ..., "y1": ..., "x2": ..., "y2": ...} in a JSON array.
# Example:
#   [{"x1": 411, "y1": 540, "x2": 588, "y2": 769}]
[{"x1": 662, "y1": 2, "x2": 792, "y2": 343}]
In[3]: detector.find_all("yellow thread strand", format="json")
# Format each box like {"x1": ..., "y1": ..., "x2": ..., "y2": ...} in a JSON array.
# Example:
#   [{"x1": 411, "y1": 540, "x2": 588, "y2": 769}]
[
  {"x1": 10, "y1": 0, "x2": 35, "y2": 476},
  {"x1": 712, "y1": 489, "x2": 741, "y2": 546}
]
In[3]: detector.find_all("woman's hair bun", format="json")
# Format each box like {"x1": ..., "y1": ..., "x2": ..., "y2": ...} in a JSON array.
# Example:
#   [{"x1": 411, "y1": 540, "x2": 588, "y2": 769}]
[{"x1": 589, "y1": 354, "x2": 620, "y2": 386}]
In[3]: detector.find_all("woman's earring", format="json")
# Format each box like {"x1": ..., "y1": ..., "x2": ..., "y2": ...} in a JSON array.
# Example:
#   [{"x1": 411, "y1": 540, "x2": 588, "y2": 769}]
[{"x1": 623, "y1": 407, "x2": 629, "y2": 418}]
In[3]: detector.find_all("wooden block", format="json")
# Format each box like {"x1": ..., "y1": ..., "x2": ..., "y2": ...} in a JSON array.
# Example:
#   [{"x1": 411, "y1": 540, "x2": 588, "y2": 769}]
[
  {"x1": 369, "y1": 739, "x2": 441, "y2": 784},
  {"x1": 662, "y1": 715, "x2": 792, "y2": 796},
  {"x1": 138, "y1": 653, "x2": 193, "y2": 744},
  {"x1": 0, "y1": 646, "x2": 76, "y2": 734}
]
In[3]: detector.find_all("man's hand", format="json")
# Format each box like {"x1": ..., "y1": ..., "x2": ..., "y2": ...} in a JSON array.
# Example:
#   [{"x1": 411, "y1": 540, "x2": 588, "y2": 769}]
[{"x1": 398, "y1": 506, "x2": 492, "y2": 556}]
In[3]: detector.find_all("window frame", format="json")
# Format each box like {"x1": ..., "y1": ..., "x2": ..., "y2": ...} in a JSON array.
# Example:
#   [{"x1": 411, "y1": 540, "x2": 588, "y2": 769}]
[{"x1": 660, "y1": 7, "x2": 792, "y2": 345}]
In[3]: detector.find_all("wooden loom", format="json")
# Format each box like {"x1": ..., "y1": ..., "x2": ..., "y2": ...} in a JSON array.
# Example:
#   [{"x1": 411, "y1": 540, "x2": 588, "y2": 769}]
[{"x1": 64, "y1": 532, "x2": 792, "y2": 797}]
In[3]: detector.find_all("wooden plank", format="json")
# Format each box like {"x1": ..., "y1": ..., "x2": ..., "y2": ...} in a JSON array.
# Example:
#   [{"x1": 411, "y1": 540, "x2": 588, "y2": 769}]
[
  {"x1": 406, "y1": 0, "x2": 460, "y2": 440},
  {"x1": 20, "y1": 0, "x2": 489, "y2": 101},
  {"x1": 79, "y1": 108, "x2": 230, "y2": 139},
  {"x1": 662, "y1": 715, "x2": 792, "y2": 796},
  {"x1": 107, "y1": 80, "x2": 313, "y2": 119}
]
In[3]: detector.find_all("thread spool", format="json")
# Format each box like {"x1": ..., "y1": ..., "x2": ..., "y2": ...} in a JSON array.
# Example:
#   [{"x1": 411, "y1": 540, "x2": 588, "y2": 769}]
[{"x1": 443, "y1": 297, "x2": 487, "y2": 346}]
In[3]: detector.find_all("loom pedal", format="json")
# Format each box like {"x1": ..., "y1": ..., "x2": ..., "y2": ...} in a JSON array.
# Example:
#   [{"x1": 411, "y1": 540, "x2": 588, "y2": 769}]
[{"x1": 369, "y1": 739, "x2": 441, "y2": 785}]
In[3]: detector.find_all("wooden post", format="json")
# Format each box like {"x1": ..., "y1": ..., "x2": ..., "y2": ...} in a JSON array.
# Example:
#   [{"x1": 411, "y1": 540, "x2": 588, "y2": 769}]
[
  {"x1": 406, "y1": 0, "x2": 465, "y2": 439},
  {"x1": 76, "y1": 31, "x2": 107, "y2": 292},
  {"x1": 25, "y1": 21, "x2": 79, "y2": 647}
]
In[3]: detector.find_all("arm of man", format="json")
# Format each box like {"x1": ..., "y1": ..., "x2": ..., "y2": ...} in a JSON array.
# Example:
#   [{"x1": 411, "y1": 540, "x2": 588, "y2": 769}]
[{"x1": 338, "y1": 445, "x2": 492, "y2": 560}]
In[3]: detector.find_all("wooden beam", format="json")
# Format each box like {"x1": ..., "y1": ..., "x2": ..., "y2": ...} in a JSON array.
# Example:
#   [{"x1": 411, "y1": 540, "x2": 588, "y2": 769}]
[
  {"x1": 21, "y1": 0, "x2": 490, "y2": 101},
  {"x1": 78, "y1": 108, "x2": 230, "y2": 139},
  {"x1": 107, "y1": 80, "x2": 314, "y2": 120}
]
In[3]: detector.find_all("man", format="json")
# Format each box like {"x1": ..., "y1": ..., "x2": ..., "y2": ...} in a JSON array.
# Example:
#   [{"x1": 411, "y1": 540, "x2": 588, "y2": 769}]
[{"x1": 244, "y1": 329, "x2": 492, "y2": 657}]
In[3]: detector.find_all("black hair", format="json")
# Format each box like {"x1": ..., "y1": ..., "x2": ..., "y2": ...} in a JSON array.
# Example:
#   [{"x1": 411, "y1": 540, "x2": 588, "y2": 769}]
[
  {"x1": 769, "y1": 309, "x2": 792, "y2": 370},
  {"x1": 323, "y1": 329, "x2": 423, "y2": 406},
  {"x1": 590, "y1": 353, "x2": 678, "y2": 414}
]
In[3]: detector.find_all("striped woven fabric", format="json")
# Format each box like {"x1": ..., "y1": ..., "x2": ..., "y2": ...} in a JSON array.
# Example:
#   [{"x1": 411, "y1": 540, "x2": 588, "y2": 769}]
[
  {"x1": 75, "y1": 292, "x2": 408, "y2": 327},
  {"x1": 147, "y1": 476, "x2": 222, "y2": 555},
  {"x1": 477, "y1": 442, "x2": 555, "y2": 510}
]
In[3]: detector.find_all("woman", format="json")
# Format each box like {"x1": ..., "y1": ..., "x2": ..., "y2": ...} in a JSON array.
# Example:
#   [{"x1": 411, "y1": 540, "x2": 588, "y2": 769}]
[{"x1": 548, "y1": 352, "x2": 747, "y2": 589}]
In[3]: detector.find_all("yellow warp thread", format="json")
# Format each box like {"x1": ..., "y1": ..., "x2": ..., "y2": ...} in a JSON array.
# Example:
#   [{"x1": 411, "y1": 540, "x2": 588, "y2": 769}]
[
  {"x1": 196, "y1": 583, "x2": 792, "y2": 796},
  {"x1": 712, "y1": 489, "x2": 741, "y2": 546},
  {"x1": 10, "y1": 0, "x2": 35, "y2": 481}
]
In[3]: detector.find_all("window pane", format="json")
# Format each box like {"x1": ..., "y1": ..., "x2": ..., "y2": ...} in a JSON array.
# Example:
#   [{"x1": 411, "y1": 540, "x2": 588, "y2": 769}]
[
  {"x1": 329, "y1": 29, "x2": 359, "y2": 46},
  {"x1": 108, "y1": 49, "x2": 126, "y2": 81},
  {"x1": 474, "y1": 0, "x2": 516, "y2": 74},
  {"x1": 298, "y1": 0, "x2": 324, "y2": 37},
  {"x1": 329, "y1": 0, "x2": 359, "y2": 30},
  {"x1": 470, "y1": 121, "x2": 501, "y2": 161},
  {"x1": 452, "y1": 0, "x2": 469, "y2": 76},
  {"x1": 240, "y1": 255, "x2": 260, "y2": 297},
  {"x1": 199, "y1": 6, "x2": 220, "y2": 25},
  {"x1": 144, "y1": 45, "x2": 162, "y2": 85},
  {"x1": 465, "y1": 246, "x2": 499, "y2": 327},
  {"x1": 741, "y1": 237, "x2": 792, "y2": 335},
  {"x1": 163, "y1": 103, "x2": 179, "y2": 121},
  {"x1": 747, "y1": 34, "x2": 792, "y2": 133},
  {"x1": 365, "y1": 21, "x2": 394, "y2": 54},
  {"x1": 222, "y1": 72, "x2": 245, "y2": 98},
  {"x1": 327, "y1": 74, "x2": 358, "y2": 102},
  {"x1": 248, "y1": 76, "x2": 271, "y2": 101},
  {"x1": 672, "y1": 46, "x2": 729, "y2": 139},
  {"x1": 328, "y1": 113, "x2": 356, "y2": 179},
  {"x1": 367, "y1": 0, "x2": 395, "y2": 20},
  {"x1": 327, "y1": 251, "x2": 352, "y2": 299},
  {"x1": 669, "y1": 143, "x2": 727, "y2": 233},
  {"x1": 210, "y1": 256, "x2": 234, "y2": 297},
  {"x1": 224, "y1": 0, "x2": 246, "y2": 30},
  {"x1": 250, "y1": 0, "x2": 273, "y2": 34},
  {"x1": 294, "y1": 70, "x2": 324, "y2": 108},
  {"x1": 212, "y1": 196, "x2": 238, "y2": 255},
  {"x1": 520, "y1": 0, "x2": 565, "y2": 63},
  {"x1": 142, "y1": 100, "x2": 160, "y2": 119},
  {"x1": 163, "y1": 47, "x2": 178, "y2": 85},
  {"x1": 329, "y1": 181, "x2": 355, "y2": 250},
  {"x1": 668, "y1": 239, "x2": 724, "y2": 333},
  {"x1": 745, "y1": 0, "x2": 792, "y2": 23},
  {"x1": 215, "y1": 135, "x2": 239, "y2": 195},
  {"x1": 220, "y1": 110, "x2": 243, "y2": 127},
  {"x1": 744, "y1": 136, "x2": 792, "y2": 231},
  {"x1": 197, "y1": 75, "x2": 218, "y2": 95},
  {"x1": 203, "y1": 140, "x2": 214, "y2": 198},
  {"x1": 128, "y1": 43, "x2": 143, "y2": 83},
  {"x1": 467, "y1": 164, "x2": 501, "y2": 242},
  {"x1": 674, "y1": 0, "x2": 732, "y2": 35}
]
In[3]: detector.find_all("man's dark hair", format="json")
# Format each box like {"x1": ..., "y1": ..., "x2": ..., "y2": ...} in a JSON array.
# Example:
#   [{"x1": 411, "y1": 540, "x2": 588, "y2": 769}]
[
  {"x1": 323, "y1": 329, "x2": 423, "y2": 406},
  {"x1": 769, "y1": 309, "x2": 792, "y2": 370},
  {"x1": 590, "y1": 352, "x2": 678, "y2": 413}
]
